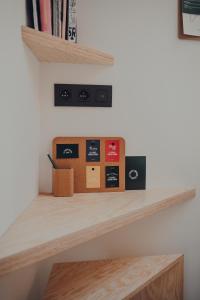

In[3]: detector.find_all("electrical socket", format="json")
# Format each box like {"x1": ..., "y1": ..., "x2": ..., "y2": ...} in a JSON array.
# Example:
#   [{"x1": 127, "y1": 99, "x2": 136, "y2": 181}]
[{"x1": 54, "y1": 84, "x2": 112, "y2": 107}]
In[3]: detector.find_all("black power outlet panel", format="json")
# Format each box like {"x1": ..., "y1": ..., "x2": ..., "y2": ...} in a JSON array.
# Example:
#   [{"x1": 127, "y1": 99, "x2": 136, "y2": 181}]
[{"x1": 54, "y1": 84, "x2": 112, "y2": 107}]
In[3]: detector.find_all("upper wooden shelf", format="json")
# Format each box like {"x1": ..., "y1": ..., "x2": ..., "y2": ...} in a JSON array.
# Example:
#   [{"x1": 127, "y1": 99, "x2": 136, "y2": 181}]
[
  {"x1": 0, "y1": 188, "x2": 195, "y2": 277},
  {"x1": 21, "y1": 26, "x2": 114, "y2": 65}
]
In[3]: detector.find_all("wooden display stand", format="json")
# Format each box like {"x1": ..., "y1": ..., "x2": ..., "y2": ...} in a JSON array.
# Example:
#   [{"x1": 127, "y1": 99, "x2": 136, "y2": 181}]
[{"x1": 52, "y1": 137, "x2": 125, "y2": 193}]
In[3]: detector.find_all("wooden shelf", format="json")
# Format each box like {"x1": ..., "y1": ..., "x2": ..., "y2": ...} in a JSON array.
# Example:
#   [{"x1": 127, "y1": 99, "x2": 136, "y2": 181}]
[
  {"x1": 0, "y1": 188, "x2": 195, "y2": 277},
  {"x1": 21, "y1": 26, "x2": 114, "y2": 65},
  {"x1": 43, "y1": 255, "x2": 183, "y2": 300}
]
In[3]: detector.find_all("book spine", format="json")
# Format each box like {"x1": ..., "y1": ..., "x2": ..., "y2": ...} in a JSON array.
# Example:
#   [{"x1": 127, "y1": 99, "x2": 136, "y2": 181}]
[
  {"x1": 58, "y1": 0, "x2": 62, "y2": 38},
  {"x1": 37, "y1": 0, "x2": 42, "y2": 31},
  {"x1": 40, "y1": 0, "x2": 52, "y2": 34},
  {"x1": 65, "y1": 0, "x2": 68, "y2": 39},
  {"x1": 53, "y1": 0, "x2": 59, "y2": 36},
  {"x1": 68, "y1": 0, "x2": 77, "y2": 42},
  {"x1": 33, "y1": 0, "x2": 39, "y2": 30},
  {"x1": 26, "y1": 0, "x2": 34, "y2": 28},
  {"x1": 53, "y1": 0, "x2": 57, "y2": 36},
  {"x1": 62, "y1": 0, "x2": 67, "y2": 39}
]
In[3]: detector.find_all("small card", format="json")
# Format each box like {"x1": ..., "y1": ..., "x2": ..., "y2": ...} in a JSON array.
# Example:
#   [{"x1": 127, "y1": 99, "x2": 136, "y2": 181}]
[
  {"x1": 105, "y1": 166, "x2": 119, "y2": 188},
  {"x1": 86, "y1": 140, "x2": 100, "y2": 162},
  {"x1": 105, "y1": 140, "x2": 120, "y2": 162},
  {"x1": 56, "y1": 144, "x2": 79, "y2": 159},
  {"x1": 86, "y1": 166, "x2": 100, "y2": 188},
  {"x1": 183, "y1": 13, "x2": 200, "y2": 36},
  {"x1": 125, "y1": 156, "x2": 146, "y2": 190}
]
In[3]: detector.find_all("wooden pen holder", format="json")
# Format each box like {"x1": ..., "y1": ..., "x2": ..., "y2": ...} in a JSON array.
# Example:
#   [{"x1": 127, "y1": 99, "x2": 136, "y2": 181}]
[{"x1": 53, "y1": 169, "x2": 74, "y2": 197}]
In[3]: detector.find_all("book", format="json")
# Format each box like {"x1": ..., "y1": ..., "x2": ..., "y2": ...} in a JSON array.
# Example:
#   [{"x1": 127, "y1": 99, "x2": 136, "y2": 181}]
[
  {"x1": 40, "y1": 0, "x2": 52, "y2": 34},
  {"x1": 53, "y1": 0, "x2": 57, "y2": 36},
  {"x1": 67, "y1": 0, "x2": 77, "y2": 42},
  {"x1": 26, "y1": 0, "x2": 41, "y2": 30},
  {"x1": 53, "y1": 0, "x2": 60, "y2": 36},
  {"x1": 33, "y1": 0, "x2": 39, "y2": 30},
  {"x1": 62, "y1": 0, "x2": 67, "y2": 39},
  {"x1": 26, "y1": 0, "x2": 34, "y2": 28},
  {"x1": 182, "y1": 0, "x2": 200, "y2": 36},
  {"x1": 58, "y1": 0, "x2": 62, "y2": 38}
]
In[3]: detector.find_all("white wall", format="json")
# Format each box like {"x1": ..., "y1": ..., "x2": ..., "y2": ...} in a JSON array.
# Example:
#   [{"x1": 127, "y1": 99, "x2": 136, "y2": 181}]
[
  {"x1": 0, "y1": 1, "x2": 40, "y2": 238},
  {"x1": 1, "y1": 0, "x2": 200, "y2": 299},
  {"x1": 40, "y1": 0, "x2": 200, "y2": 192},
  {"x1": 0, "y1": 0, "x2": 40, "y2": 298},
  {"x1": 0, "y1": 0, "x2": 40, "y2": 235},
  {"x1": 38, "y1": 1, "x2": 200, "y2": 299}
]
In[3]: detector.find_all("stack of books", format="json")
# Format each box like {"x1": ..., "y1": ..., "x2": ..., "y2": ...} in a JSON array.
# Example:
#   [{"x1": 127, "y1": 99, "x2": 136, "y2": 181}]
[{"x1": 26, "y1": 0, "x2": 77, "y2": 42}]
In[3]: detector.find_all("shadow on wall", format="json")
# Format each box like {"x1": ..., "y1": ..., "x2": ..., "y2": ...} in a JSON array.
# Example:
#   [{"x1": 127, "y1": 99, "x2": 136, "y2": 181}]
[{"x1": 0, "y1": 263, "x2": 40, "y2": 300}]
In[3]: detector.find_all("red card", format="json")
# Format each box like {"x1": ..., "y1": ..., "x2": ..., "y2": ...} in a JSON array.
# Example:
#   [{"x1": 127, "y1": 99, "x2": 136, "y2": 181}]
[{"x1": 105, "y1": 140, "x2": 120, "y2": 162}]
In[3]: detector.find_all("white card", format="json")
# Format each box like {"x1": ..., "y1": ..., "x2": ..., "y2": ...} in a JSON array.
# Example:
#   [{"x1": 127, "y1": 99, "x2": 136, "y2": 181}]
[{"x1": 183, "y1": 13, "x2": 200, "y2": 36}]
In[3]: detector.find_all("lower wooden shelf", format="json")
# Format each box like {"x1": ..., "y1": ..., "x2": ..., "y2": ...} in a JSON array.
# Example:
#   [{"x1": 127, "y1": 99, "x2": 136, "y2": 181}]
[
  {"x1": 0, "y1": 188, "x2": 195, "y2": 278},
  {"x1": 43, "y1": 254, "x2": 183, "y2": 300}
]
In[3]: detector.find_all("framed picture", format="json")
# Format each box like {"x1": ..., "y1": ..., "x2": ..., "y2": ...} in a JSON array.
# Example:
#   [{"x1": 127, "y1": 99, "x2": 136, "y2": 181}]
[{"x1": 178, "y1": 0, "x2": 200, "y2": 40}]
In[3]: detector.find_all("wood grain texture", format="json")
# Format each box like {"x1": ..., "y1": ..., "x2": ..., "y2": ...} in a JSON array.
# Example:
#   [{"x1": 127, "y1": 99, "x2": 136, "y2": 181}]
[
  {"x1": 52, "y1": 137, "x2": 125, "y2": 193},
  {"x1": 132, "y1": 258, "x2": 183, "y2": 300},
  {"x1": 43, "y1": 255, "x2": 183, "y2": 300},
  {"x1": 178, "y1": 0, "x2": 200, "y2": 40},
  {"x1": 21, "y1": 26, "x2": 114, "y2": 65},
  {"x1": 0, "y1": 188, "x2": 195, "y2": 277}
]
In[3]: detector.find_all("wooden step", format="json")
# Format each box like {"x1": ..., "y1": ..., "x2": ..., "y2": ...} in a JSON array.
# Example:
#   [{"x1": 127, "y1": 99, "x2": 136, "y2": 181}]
[
  {"x1": 0, "y1": 188, "x2": 195, "y2": 277},
  {"x1": 21, "y1": 26, "x2": 114, "y2": 65},
  {"x1": 43, "y1": 255, "x2": 183, "y2": 300}
]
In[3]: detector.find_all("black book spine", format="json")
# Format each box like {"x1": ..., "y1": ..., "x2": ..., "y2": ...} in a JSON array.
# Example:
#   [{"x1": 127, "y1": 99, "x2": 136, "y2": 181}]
[
  {"x1": 26, "y1": 0, "x2": 34, "y2": 28},
  {"x1": 65, "y1": 0, "x2": 68, "y2": 40},
  {"x1": 36, "y1": 0, "x2": 41, "y2": 31},
  {"x1": 51, "y1": 0, "x2": 54, "y2": 34}
]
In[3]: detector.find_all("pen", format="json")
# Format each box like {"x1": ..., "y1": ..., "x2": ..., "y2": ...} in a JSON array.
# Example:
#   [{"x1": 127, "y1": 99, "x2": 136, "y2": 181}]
[{"x1": 47, "y1": 154, "x2": 57, "y2": 169}]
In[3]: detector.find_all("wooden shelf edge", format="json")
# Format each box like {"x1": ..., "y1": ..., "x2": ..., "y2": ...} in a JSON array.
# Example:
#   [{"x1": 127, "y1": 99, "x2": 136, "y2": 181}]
[
  {"x1": 178, "y1": 32, "x2": 200, "y2": 41},
  {"x1": 43, "y1": 255, "x2": 184, "y2": 300},
  {"x1": 21, "y1": 26, "x2": 114, "y2": 65},
  {"x1": 0, "y1": 188, "x2": 195, "y2": 278}
]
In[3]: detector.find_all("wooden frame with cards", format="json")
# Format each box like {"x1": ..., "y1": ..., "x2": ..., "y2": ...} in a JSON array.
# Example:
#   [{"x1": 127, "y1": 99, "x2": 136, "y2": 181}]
[{"x1": 52, "y1": 137, "x2": 125, "y2": 193}]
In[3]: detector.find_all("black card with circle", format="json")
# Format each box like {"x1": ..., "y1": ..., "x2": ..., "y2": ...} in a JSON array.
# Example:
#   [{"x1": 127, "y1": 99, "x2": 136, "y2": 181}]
[
  {"x1": 105, "y1": 166, "x2": 119, "y2": 188},
  {"x1": 125, "y1": 156, "x2": 146, "y2": 190},
  {"x1": 56, "y1": 144, "x2": 79, "y2": 159},
  {"x1": 86, "y1": 140, "x2": 100, "y2": 162}
]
